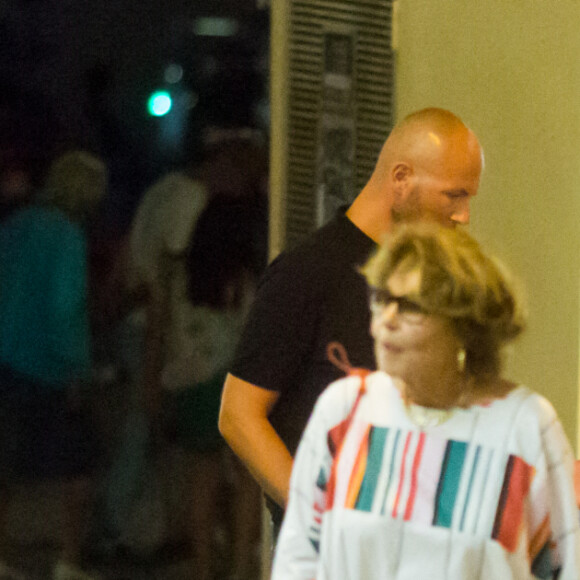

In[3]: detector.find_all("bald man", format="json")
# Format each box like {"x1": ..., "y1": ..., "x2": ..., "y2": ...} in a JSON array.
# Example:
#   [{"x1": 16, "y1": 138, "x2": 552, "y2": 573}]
[{"x1": 219, "y1": 108, "x2": 484, "y2": 530}]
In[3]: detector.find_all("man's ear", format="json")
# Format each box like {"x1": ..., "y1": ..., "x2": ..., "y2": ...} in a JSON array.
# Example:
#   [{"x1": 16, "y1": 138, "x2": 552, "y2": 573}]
[
  {"x1": 391, "y1": 162, "x2": 413, "y2": 195},
  {"x1": 392, "y1": 162, "x2": 411, "y2": 183}
]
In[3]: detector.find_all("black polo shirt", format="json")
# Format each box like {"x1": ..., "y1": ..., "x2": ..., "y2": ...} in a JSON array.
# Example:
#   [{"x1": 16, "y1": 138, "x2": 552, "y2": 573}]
[{"x1": 231, "y1": 210, "x2": 377, "y2": 456}]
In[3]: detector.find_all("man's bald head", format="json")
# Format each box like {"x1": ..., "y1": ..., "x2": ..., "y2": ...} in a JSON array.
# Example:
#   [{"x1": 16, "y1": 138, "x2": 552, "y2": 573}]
[
  {"x1": 374, "y1": 108, "x2": 483, "y2": 190},
  {"x1": 348, "y1": 108, "x2": 483, "y2": 241}
]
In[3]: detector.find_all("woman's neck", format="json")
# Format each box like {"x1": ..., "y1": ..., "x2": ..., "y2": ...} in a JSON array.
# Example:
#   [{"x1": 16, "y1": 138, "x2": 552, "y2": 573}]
[
  {"x1": 394, "y1": 373, "x2": 469, "y2": 410},
  {"x1": 394, "y1": 374, "x2": 517, "y2": 409}
]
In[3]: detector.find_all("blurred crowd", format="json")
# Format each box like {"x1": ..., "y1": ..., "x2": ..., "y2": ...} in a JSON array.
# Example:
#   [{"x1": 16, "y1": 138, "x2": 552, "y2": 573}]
[{"x1": 0, "y1": 133, "x2": 269, "y2": 580}]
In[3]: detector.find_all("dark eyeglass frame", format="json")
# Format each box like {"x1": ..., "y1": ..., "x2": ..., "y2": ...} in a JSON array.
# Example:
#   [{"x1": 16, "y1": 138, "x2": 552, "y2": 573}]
[{"x1": 367, "y1": 286, "x2": 427, "y2": 318}]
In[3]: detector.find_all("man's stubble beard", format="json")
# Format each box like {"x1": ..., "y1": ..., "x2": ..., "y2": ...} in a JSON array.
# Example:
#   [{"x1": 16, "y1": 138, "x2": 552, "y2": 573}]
[{"x1": 391, "y1": 187, "x2": 423, "y2": 224}]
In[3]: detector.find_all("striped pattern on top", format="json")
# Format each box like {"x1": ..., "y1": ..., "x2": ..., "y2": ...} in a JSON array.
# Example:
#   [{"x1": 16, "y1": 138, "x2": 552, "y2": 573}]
[{"x1": 325, "y1": 423, "x2": 537, "y2": 554}]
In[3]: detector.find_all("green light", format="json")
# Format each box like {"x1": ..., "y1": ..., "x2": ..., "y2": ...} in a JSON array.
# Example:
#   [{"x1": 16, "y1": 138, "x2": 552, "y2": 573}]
[{"x1": 148, "y1": 91, "x2": 172, "y2": 116}]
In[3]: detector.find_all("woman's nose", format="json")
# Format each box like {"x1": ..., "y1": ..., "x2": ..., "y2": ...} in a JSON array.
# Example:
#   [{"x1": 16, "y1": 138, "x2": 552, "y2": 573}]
[{"x1": 377, "y1": 302, "x2": 400, "y2": 326}]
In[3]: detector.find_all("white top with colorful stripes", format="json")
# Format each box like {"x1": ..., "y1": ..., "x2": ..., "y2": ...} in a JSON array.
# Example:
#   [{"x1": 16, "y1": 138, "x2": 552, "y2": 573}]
[{"x1": 272, "y1": 371, "x2": 580, "y2": 580}]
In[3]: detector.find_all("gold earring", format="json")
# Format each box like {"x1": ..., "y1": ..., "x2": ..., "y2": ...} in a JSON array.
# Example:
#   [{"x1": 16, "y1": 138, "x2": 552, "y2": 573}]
[{"x1": 457, "y1": 349, "x2": 466, "y2": 373}]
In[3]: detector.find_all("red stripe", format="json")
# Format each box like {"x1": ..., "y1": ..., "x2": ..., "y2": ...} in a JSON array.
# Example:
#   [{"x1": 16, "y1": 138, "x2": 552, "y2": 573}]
[
  {"x1": 494, "y1": 456, "x2": 534, "y2": 552},
  {"x1": 326, "y1": 417, "x2": 352, "y2": 510},
  {"x1": 392, "y1": 432, "x2": 412, "y2": 518},
  {"x1": 328, "y1": 417, "x2": 351, "y2": 458},
  {"x1": 404, "y1": 432, "x2": 425, "y2": 521}
]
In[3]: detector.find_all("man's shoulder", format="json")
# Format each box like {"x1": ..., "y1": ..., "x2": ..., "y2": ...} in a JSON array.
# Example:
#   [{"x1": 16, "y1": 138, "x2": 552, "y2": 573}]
[{"x1": 270, "y1": 213, "x2": 371, "y2": 273}]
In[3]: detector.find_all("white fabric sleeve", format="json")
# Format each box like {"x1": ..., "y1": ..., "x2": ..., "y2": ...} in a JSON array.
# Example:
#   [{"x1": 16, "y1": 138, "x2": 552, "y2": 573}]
[
  {"x1": 530, "y1": 397, "x2": 580, "y2": 579},
  {"x1": 271, "y1": 391, "x2": 337, "y2": 580}
]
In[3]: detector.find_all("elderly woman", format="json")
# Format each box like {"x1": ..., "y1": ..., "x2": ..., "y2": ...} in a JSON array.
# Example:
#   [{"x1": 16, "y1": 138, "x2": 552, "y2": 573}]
[{"x1": 272, "y1": 223, "x2": 580, "y2": 580}]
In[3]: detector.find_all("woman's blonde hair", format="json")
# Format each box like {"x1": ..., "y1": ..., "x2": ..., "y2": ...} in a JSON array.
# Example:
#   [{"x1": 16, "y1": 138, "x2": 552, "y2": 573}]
[{"x1": 361, "y1": 222, "x2": 526, "y2": 382}]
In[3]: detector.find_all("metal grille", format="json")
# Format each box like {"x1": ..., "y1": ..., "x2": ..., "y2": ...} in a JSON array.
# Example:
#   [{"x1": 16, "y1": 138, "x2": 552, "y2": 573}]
[{"x1": 284, "y1": 0, "x2": 394, "y2": 249}]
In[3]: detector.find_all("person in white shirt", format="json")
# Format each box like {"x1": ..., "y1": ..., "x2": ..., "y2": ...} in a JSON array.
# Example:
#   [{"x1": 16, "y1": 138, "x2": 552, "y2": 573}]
[{"x1": 272, "y1": 222, "x2": 580, "y2": 580}]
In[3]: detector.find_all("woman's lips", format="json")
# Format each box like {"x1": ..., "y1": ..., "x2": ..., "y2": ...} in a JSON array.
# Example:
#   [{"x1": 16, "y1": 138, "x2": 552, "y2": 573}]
[{"x1": 381, "y1": 342, "x2": 402, "y2": 353}]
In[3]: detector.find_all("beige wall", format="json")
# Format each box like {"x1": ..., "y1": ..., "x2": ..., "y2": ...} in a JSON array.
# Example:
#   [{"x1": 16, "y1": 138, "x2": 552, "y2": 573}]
[{"x1": 395, "y1": 0, "x2": 580, "y2": 448}]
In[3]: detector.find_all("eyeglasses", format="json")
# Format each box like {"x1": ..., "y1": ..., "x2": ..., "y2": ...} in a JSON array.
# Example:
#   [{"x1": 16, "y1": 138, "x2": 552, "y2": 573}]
[{"x1": 368, "y1": 286, "x2": 427, "y2": 324}]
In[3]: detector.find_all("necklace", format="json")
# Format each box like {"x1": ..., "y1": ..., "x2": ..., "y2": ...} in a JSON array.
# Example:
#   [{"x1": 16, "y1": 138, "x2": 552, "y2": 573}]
[{"x1": 404, "y1": 401, "x2": 454, "y2": 428}]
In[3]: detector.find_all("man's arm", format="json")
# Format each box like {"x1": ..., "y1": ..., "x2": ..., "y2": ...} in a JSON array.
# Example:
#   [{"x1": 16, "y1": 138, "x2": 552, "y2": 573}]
[{"x1": 219, "y1": 372, "x2": 293, "y2": 508}]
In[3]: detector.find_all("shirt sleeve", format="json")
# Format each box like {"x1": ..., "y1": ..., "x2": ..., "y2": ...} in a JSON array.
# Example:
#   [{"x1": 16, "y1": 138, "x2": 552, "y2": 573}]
[
  {"x1": 271, "y1": 392, "x2": 334, "y2": 580},
  {"x1": 272, "y1": 376, "x2": 361, "y2": 580},
  {"x1": 528, "y1": 397, "x2": 580, "y2": 579}
]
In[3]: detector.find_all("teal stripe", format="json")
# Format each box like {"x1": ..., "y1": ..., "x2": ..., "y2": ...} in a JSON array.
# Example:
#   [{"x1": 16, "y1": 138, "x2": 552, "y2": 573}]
[
  {"x1": 531, "y1": 540, "x2": 555, "y2": 579},
  {"x1": 459, "y1": 445, "x2": 480, "y2": 531},
  {"x1": 355, "y1": 427, "x2": 388, "y2": 512},
  {"x1": 434, "y1": 440, "x2": 468, "y2": 528},
  {"x1": 380, "y1": 429, "x2": 401, "y2": 515},
  {"x1": 316, "y1": 466, "x2": 328, "y2": 491}
]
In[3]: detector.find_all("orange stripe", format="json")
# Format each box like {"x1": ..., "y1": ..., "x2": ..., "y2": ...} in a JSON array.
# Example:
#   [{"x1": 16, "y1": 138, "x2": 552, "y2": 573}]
[
  {"x1": 528, "y1": 514, "x2": 551, "y2": 561},
  {"x1": 326, "y1": 379, "x2": 368, "y2": 509},
  {"x1": 345, "y1": 425, "x2": 371, "y2": 508}
]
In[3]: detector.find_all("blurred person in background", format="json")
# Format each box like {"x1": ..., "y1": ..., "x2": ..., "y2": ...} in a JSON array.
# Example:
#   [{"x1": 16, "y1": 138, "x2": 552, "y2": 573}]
[
  {"x1": 155, "y1": 133, "x2": 267, "y2": 579},
  {"x1": 0, "y1": 150, "x2": 107, "y2": 580},
  {"x1": 162, "y1": 189, "x2": 267, "y2": 580},
  {"x1": 95, "y1": 133, "x2": 268, "y2": 576},
  {"x1": 93, "y1": 170, "x2": 208, "y2": 558}
]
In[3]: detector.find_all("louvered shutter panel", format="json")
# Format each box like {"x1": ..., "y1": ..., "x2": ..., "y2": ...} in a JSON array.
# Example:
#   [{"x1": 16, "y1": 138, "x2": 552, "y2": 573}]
[{"x1": 271, "y1": 0, "x2": 395, "y2": 254}]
